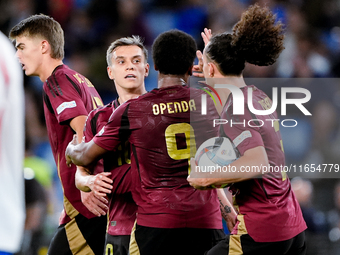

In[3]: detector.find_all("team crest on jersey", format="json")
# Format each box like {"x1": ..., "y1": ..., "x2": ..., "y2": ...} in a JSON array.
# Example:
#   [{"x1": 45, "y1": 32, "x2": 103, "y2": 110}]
[{"x1": 56, "y1": 101, "x2": 77, "y2": 114}]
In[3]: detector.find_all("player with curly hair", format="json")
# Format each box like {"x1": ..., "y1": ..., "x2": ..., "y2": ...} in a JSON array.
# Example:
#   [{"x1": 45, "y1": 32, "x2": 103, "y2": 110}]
[
  {"x1": 66, "y1": 29, "x2": 227, "y2": 255},
  {"x1": 188, "y1": 4, "x2": 307, "y2": 254}
]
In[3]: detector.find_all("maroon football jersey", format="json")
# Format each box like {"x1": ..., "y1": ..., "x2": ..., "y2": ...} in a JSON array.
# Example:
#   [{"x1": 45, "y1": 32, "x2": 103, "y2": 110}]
[
  {"x1": 43, "y1": 64, "x2": 103, "y2": 224},
  {"x1": 84, "y1": 99, "x2": 137, "y2": 236},
  {"x1": 221, "y1": 85, "x2": 307, "y2": 242},
  {"x1": 93, "y1": 85, "x2": 222, "y2": 229}
]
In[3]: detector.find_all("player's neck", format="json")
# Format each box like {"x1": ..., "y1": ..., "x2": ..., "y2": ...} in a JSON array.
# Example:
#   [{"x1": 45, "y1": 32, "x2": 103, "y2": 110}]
[
  {"x1": 39, "y1": 58, "x2": 63, "y2": 82},
  {"x1": 157, "y1": 74, "x2": 188, "y2": 89},
  {"x1": 207, "y1": 75, "x2": 247, "y2": 114},
  {"x1": 206, "y1": 75, "x2": 246, "y2": 89},
  {"x1": 117, "y1": 85, "x2": 147, "y2": 104}
]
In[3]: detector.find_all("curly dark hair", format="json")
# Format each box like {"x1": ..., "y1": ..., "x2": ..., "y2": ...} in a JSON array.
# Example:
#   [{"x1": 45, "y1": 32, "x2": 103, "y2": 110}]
[
  {"x1": 206, "y1": 4, "x2": 285, "y2": 76},
  {"x1": 152, "y1": 29, "x2": 197, "y2": 75}
]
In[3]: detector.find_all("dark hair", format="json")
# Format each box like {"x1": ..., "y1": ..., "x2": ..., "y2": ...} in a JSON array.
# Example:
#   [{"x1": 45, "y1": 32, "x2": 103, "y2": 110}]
[
  {"x1": 9, "y1": 14, "x2": 64, "y2": 60},
  {"x1": 106, "y1": 35, "x2": 148, "y2": 66},
  {"x1": 152, "y1": 29, "x2": 197, "y2": 75},
  {"x1": 206, "y1": 4, "x2": 285, "y2": 76}
]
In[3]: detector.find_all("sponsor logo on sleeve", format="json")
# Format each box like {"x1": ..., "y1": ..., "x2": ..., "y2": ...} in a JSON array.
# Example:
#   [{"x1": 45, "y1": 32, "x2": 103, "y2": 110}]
[
  {"x1": 56, "y1": 101, "x2": 77, "y2": 114},
  {"x1": 233, "y1": 130, "x2": 252, "y2": 147}
]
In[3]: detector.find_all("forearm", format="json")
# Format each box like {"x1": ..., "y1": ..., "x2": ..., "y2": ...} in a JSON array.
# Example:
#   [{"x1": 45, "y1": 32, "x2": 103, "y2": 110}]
[
  {"x1": 217, "y1": 188, "x2": 236, "y2": 218},
  {"x1": 75, "y1": 166, "x2": 93, "y2": 192},
  {"x1": 66, "y1": 139, "x2": 107, "y2": 167},
  {"x1": 217, "y1": 188, "x2": 237, "y2": 232},
  {"x1": 202, "y1": 162, "x2": 263, "y2": 186},
  {"x1": 199, "y1": 146, "x2": 268, "y2": 186},
  {"x1": 70, "y1": 115, "x2": 87, "y2": 143},
  {"x1": 67, "y1": 142, "x2": 89, "y2": 166},
  {"x1": 188, "y1": 146, "x2": 269, "y2": 188}
]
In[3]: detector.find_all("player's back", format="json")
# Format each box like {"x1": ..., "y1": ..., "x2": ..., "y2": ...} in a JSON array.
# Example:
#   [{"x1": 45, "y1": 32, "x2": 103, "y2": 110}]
[{"x1": 125, "y1": 85, "x2": 222, "y2": 228}]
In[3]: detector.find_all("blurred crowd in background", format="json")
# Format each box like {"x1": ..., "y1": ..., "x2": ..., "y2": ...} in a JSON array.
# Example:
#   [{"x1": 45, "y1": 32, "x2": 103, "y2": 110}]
[{"x1": 1, "y1": 0, "x2": 340, "y2": 254}]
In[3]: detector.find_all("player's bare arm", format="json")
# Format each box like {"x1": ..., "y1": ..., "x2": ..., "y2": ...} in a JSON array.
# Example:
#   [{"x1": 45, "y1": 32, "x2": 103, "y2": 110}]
[
  {"x1": 66, "y1": 137, "x2": 108, "y2": 167},
  {"x1": 69, "y1": 115, "x2": 87, "y2": 143},
  {"x1": 192, "y1": 50, "x2": 204, "y2": 78},
  {"x1": 75, "y1": 166, "x2": 112, "y2": 216},
  {"x1": 192, "y1": 28, "x2": 212, "y2": 78},
  {"x1": 66, "y1": 137, "x2": 110, "y2": 216},
  {"x1": 216, "y1": 188, "x2": 237, "y2": 232},
  {"x1": 75, "y1": 168, "x2": 113, "y2": 195},
  {"x1": 69, "y1": 115, "x2": 110, "y2": 215},
  {"x1": 188, "y1": 146, "x2": 269, "y2": 188}
]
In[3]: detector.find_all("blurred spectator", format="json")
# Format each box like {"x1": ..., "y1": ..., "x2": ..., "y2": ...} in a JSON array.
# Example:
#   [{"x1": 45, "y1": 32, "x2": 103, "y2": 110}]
[
  {"x1": 309, "y1": 101, "x2": 338, "y2": 161},
  {"x1": 24, "y1": 87, "x2": 47, "y2": 148},
  {"x1": 115, "y1": 0, "x2": 152, "y2": 46},
  {"x1": 24, "y1": 138, "x2": 53, "y2": 190},
  {"x1": 0, "y1": 0, "x2": 35, "y2": 35},
  {"x1": 16, "y1": 168, "x2": 48, "y2": 255},
  {"x1": 174, "y1": 0, "x2": 209, "y2": 49},
  {"x1": 207, "y1": 0, "x2": 244, "y2": 34},
  {"x1": 47, "y1": 0, "x2": 73, "y2": 27},
  {"x1": 326, "y1": 181, "x2": 340, "y2": 254},
  {"x1": 292, "y1": 177, "x2": 328, "y2": 233},
  {"x1": 19, "y1": 137, "x2": 60, "y2": 255},
  {"x1": 86, "y1": 0, "x2": 118, "y2": 46},
  {"x1": 328, "y1": 182, "x2": 340, "y2": 238},
  {"x1": 292, "y1": 177, "x2": 329, "y2": 255},
  {"x1": 294, "y1": 32, "x2": 331, "y2": 77},
  {"x1": 276, "y1": 6, "x2": 331, "y2": 78},
  {"x1": 64, "y1": 9, "x2": 98, "y2": 55}
]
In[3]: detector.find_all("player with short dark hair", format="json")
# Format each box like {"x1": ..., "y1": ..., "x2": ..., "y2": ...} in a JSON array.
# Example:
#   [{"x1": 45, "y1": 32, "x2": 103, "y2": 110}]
[
  {"x1": 9, "y1": 14, "x2": 107, "y2": 255},
  {"x1": 152, "y1": 29, "x2": 197, "y2": 75},
  {"x1": 65, "y1": 29, "x2": 228, "y2": 255},
  {"x1": 188, "y1": 4, "x2": 307, "y2": 255},
  {"x1": 75, "y1": 35, "x2": 149, "y2": 255}
]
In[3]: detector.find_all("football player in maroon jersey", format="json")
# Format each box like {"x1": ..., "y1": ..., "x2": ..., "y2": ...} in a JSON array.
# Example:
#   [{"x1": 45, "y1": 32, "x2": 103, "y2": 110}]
[
  {"x1": 76, "y1": 36, "x2": 149, "y2": 255},
  {"x1": 188, "y1": 4, "x2": 307, "y2": 255},
  {"x1": 9, "y1": 14, "x2": 106, "y2": 255},
  {"x1": 65, "y1": 29, "x2": 233, "y2": 255}
]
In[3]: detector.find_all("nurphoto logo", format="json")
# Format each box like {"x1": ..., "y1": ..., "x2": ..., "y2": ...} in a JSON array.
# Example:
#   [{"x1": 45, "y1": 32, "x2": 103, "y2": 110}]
[{"x1": 200, "y1": 84, "x2": 312, "y2": 128}]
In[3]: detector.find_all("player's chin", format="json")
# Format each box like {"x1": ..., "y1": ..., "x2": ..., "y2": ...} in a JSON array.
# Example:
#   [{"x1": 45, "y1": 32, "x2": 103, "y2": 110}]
[
  {"x1": 25, "y1": 69, "x2": 34, "y2": 76},
  {"x1": 126, "y1": 81, "x2": 142, "y2": 89}
]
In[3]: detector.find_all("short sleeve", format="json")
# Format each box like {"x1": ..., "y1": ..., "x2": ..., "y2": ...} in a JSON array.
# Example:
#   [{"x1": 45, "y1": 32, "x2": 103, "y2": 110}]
[
  {"x1": 221, "y1": 107, "x2": 264, "y2": 156},
  {"x1": 44, "y1": 72, "x2": 88, "y2": 124},
  {"x1": 83, "y1": 110, "x2": 96, "y2": 142},
  {"x1": 93, "y1": 103, "x2": 130, "y2": 151}
]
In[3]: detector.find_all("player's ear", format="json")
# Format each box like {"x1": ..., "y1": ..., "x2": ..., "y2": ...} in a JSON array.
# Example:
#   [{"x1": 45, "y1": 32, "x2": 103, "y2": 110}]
[
  {"x1": 41, "y1": 40, "x2": 49, "y2": 54},
  {"x1": 208, "y1": 62, "x2": 215, "y2": 77},
  {"x1": 144, "y1": 63, "x2": 150, "y2": 77},
  {"x1": 107, "y1": 66, "x2": 115, "y2": 80}
]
